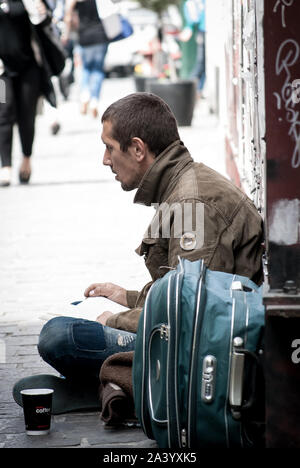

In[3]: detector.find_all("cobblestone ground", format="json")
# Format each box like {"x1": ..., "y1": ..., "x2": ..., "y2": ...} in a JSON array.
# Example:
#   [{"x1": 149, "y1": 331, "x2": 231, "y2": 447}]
[{"x1": 0, "y1": 76, "x2": 225, "y2": 448}]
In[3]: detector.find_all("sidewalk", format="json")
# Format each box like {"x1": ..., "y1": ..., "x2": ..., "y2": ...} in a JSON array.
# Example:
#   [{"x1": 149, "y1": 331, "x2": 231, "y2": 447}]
[{"x1": 0, "y1": 76, "x2": 226, "y2": 448}]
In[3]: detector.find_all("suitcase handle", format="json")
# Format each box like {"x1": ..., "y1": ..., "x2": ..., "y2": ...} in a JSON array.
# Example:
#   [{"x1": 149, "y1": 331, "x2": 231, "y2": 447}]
[{"x1": 229, "y1": 337, "x2": 260, "y2": 419}]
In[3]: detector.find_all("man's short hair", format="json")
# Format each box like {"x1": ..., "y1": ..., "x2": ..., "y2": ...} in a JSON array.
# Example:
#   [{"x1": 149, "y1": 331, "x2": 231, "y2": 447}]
[{"x1": 101, "y1": 92, "x2": 180, "y2": 156}]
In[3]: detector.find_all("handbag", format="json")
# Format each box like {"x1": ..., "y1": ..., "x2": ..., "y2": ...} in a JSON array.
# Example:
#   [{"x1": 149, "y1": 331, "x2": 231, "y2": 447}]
[
  {"x1": 109, "y1": 15, "x2": 133, "y2": 42},
  {"x1": 95, "y1": 0, "x2": 133, "y2": 42},
  {"x1": 30, "y1": 19, "x2": 65, "y2": 106},
  {"x1": 33, "y1": 21, "x2": 66, "y2": 77},
  {"x1": 22, "y1": 0, "x2": 66, "y2": 77}
]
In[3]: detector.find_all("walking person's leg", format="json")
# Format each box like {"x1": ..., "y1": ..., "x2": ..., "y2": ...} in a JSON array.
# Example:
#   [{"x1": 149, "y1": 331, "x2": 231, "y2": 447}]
[
  {"x1": 89, "y1": 43, "x2": 108, "y2": 118},
  {"x1": 0, "y1": 74, "x2": 16, "y2": 187},
  {"x1": 79, "y1": 45, "x2": 92, "y2": 114},
  {"x1": 190, "y1": 31, "x2": 206, "y2": 96},
  {"x1": 197, "y1": 31, "x2": 206, "y2": 92},
  {"x1": 15, "y1": 63, "x2": 41, "y2": 184}
]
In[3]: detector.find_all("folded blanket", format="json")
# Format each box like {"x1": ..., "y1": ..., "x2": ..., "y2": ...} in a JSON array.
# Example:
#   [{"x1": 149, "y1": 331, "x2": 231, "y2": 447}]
[{"x1": 99, "y1": 351, "x2": 136, "y2": 425}]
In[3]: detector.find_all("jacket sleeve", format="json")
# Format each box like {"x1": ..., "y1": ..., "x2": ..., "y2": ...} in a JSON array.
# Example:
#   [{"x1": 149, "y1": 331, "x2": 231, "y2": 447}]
[
  {"x1": 167, "y1": 198, "x2": 264, "y2": 284},
  {"x1": 106, "y1": 281, "x2": 153, "y2": 333},
  {"x1": 230, "y1": 198, "x2": 264, "y2": 285},
  {"x1": 106, "y1": 307, "x2": 143, "y2": 334},
  {"x1": 104, "y1": 289, "x2": 140, "y2": 334},
  {"x1": 126, "y1": 290, "x2": 140, "y2": 309}
]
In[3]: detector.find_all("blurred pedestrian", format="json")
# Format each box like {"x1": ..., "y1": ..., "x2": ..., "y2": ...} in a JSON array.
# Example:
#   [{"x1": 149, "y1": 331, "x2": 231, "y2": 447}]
[
  {"x1": 53, "y1": 0, "x2": 78, "y2": 99},
  {"x1": 179, "y1": 0, "x2": 206, "y2": 98},
  {"x1": 63, "y1": 0, "x2": 109, "y2": 118},
  {"x1": 0, "y1": 0, "x2": 55, "y2": 186},
  {"x1": 41, "y1": 0, "x2": 78, "y2": 136}
]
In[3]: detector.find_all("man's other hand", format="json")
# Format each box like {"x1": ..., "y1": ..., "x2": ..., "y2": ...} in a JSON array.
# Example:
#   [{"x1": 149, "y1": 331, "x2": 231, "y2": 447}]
[
  {"x1": 95, "y1": 311, "x2": 114, "y2": 325},
  {"x1": 84, "y1": 282, "x2": 128, "y2": 307}
]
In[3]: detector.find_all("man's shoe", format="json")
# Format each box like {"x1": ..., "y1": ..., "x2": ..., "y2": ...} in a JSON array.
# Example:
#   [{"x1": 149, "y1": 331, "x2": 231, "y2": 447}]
[
  {"x1": 13, "y1": 374, "x2": 101, "y2": 414},
  {"x1": 0, "y1": 167, "x2": 12, "y2": 187}
]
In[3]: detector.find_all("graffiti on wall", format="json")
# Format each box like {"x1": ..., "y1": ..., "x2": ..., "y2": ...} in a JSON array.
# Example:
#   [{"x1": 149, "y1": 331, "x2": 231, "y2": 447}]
[
  {"x1": 264, "y1": 0, "x2": 300, "y2": 289},
  {"x1": 224, "y1": 0, "x2": 300, "y2": 289}
]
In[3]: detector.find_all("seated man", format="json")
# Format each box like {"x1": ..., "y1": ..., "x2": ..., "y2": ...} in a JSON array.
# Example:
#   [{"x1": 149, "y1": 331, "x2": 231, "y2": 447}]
[{"x1": 13, "y1": 93, "x2": 264, "y2": 413}]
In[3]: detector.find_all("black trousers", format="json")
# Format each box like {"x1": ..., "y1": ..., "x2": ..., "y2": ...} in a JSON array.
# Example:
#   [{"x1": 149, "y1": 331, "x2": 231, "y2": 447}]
[{"x1": 0, "y1": 63, "x2": 41, "y2": 167}]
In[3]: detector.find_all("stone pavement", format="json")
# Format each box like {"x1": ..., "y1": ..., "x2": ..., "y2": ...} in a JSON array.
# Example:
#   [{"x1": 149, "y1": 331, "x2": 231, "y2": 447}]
[{"x1": 0, "y1": 76, "x2": 226, "y2": 449}]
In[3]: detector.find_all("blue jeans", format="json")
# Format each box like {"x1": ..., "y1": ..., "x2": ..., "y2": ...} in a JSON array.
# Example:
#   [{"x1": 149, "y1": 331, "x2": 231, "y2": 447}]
[
  {"x1": 191, "y1": 31, "x2": 206, "y2": 91},
  {"x1": 79, "y1": 43, "x2": 108, "y2": 100},
  {"x1": 38, "y1": 317, "x2": 136, "y2": 381}
]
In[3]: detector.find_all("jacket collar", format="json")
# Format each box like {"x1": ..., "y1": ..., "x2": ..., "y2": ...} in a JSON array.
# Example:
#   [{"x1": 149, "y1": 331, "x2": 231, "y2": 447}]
[{"x1": 134, "y1": 140, "x2": 193, "y2": 206}]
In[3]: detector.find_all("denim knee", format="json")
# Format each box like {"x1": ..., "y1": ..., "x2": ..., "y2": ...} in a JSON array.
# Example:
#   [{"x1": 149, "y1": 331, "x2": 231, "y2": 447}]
[
  {"x1": 37, "y1": 317, "x2": 136, "y2": 380},
  {"x1": 38, "y1": 316, "x2": 69, "y2": 362}
]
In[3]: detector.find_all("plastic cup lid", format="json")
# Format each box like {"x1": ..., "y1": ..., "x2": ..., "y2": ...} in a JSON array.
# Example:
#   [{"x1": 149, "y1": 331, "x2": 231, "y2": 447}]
[{"x1": 20, "y1": 388, "x2": 54, "y2": 395}]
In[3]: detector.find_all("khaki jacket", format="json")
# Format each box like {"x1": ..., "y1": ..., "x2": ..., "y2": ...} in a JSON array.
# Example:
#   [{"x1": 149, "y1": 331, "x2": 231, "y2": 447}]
[{"x1": 106, "y1": 140, "x2": 264, "y2": 333}]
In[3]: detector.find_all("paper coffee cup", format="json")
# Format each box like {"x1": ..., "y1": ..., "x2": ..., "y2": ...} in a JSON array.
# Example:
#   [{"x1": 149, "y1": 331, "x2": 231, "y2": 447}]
[{"x1": 21, "y1": 388, "x2": 54, "y2": 435}]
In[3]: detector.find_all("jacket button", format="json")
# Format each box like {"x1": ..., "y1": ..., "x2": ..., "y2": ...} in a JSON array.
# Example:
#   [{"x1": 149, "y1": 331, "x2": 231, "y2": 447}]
[{"x1": 180, "y1": 232, "x2": 197, "y2": 251}]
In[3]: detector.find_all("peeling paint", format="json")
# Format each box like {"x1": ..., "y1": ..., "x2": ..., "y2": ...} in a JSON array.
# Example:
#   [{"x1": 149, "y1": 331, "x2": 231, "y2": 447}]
[
  {"x1": 243, "y1": 8, "x2": 255, "y2": 50},
  {"x1": 269, "y1": 198, "x2": 300, "y2": 245}
]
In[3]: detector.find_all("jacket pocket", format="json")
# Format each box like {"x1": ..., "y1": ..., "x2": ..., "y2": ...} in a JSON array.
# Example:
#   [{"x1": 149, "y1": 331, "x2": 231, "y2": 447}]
[{"x1": 136, "y1": 238, "x2": 169, "y2": 281}]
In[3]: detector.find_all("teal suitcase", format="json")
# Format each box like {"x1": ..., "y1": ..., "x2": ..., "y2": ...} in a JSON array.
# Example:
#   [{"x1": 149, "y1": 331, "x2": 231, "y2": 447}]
[{"x1": 133, "y1": 258, "x2": 265, "y2": 448}]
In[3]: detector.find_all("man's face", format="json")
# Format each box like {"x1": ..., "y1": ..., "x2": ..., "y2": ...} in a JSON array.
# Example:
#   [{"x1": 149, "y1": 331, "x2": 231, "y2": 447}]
[{"x1": 101, "y1": 120, "x2": 144, "y2": 192}]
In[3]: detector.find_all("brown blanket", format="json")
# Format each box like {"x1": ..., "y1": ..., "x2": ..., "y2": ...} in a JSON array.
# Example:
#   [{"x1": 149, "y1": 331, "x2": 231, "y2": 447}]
[{"x1": 99, "y1": 351, "x2": 136, "y2": 425}]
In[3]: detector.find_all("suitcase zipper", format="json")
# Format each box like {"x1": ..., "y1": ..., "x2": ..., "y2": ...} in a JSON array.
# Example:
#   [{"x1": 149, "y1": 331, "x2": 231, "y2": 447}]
[
  {"x1": 166, "y1": 259, "x2": 186, "y2": 448},
  {"x1": 140, "y1": 282, "x2": 157, "y2": 437},
  {"x1": 166, "y1": 272, "x2": 177, "y2": 447},
  {"x1": 187, "y1": 261, "x2": 206, "y2": 447}
]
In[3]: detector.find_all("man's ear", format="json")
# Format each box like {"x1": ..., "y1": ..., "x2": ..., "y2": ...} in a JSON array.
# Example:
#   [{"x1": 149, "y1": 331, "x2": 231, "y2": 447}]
[{"x1": 131, "y1": 137, "x2": 146, "y2": 162}]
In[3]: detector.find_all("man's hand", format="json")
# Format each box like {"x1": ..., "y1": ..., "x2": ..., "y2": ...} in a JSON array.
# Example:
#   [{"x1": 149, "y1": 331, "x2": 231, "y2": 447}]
[
  {"x1": 84, "y1": 282, "x2": 128, "y2": 307},
  {"x1": 95, "y1": 311, "x2": 114, "y2": 325}
]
